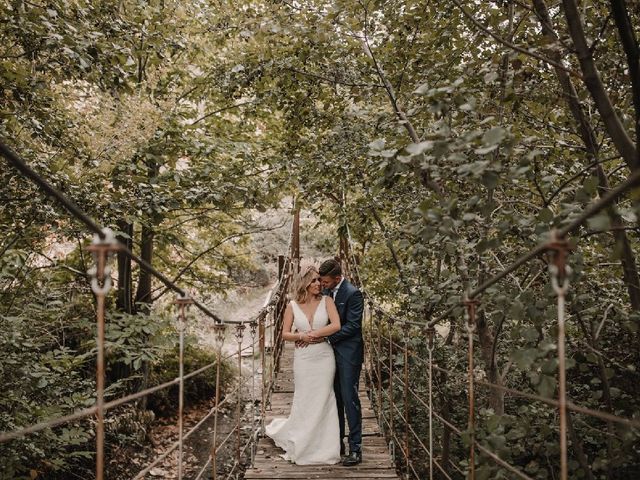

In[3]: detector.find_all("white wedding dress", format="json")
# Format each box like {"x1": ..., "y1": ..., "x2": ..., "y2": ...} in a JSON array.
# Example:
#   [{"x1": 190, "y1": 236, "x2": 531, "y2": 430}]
[{"x1": 265, "y1": 296, "x2": 341, "y2": 465}]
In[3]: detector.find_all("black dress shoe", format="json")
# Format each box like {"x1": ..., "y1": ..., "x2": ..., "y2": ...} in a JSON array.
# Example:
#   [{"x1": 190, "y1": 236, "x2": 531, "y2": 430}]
[{"x1": 342, "y1": 451, "x2": 362, "y2": 466}]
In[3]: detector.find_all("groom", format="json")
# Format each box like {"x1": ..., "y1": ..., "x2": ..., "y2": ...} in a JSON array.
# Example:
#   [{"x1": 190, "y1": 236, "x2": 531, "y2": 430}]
[{"x1": 311, "y1": 258, "x2": 364, "y2": 466}]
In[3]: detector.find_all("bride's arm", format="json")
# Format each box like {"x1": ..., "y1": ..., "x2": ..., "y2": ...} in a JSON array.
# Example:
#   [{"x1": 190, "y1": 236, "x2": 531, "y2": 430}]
[
  {"x1": 281, "y1": 303, "x2": 313, "y2": 343},
  {"x1": 309, "y1": 298, "x2": 341, "y2": 338}
]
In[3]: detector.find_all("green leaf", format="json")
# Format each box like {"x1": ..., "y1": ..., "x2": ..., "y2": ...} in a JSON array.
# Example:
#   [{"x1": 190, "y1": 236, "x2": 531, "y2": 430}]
[
  {"x1": 537, "y1": 374, "x2": 556, "y2": 398},
  {"x1": 587, "y1": 211, "x2": 611, "y2": 232},
  {"x1": 481, "y1": 171, "x2": 499, "y2": 189},
  {"x1": 482, "y1": 126, "x2": 506, "y2": 145},
  {"x1": 368, "y1": 138, "x2": 386, "y2": 151},
  {"x1": 512, "y1": 348, "x2": 538, "y2": 370},
  {"x1": 583, "y1": 176, "x2": 599, "y2": 194},
  {"x1": 537, "y1": 208, "x2": 554, "y2": 223},
  {"x1": 406, "y1": 141, "x2": 434, "y2": 155}
]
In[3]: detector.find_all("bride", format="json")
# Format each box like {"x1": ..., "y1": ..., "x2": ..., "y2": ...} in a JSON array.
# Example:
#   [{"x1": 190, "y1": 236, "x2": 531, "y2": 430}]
[{"x1": 265, "y1": 265, "x2": 342, "y2": 465}]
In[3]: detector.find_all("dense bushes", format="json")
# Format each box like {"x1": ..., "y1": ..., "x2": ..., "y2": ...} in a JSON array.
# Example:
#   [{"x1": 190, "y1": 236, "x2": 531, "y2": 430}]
[
  {"x1": 0, "y1": 248, "x2": 232, "y2": 478},
  {"x1": 147, "y1": 344, "x2": 233, "y2": 417}
]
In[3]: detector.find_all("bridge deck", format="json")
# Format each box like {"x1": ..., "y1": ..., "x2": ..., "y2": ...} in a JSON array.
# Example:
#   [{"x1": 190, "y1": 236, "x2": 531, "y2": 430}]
[{"x1": 245, "y1": 343, "x2": 399, "y2": 479}]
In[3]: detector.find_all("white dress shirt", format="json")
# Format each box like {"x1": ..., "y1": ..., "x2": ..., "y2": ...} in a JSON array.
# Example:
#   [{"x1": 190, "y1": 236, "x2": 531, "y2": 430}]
[{"x1": 332, "y1": 277, "x2": 345, "y2": 299}]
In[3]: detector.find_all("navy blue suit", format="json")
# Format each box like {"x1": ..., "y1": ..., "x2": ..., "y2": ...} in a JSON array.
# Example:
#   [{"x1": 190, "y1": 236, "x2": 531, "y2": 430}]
[{"x1": 326, "y1": 279, "x2": 364, "y2": 454}]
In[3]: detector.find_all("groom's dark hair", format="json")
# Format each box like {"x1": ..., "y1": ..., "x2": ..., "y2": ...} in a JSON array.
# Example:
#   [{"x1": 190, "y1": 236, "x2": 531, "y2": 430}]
[{"x1": 319, "y1": 258, "x2": 342, "y2": 277}]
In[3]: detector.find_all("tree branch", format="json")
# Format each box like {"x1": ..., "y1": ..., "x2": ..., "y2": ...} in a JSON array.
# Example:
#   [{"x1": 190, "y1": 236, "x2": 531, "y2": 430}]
[
  {"x1": 368, "y1": 203, "x2": 409, "y2": 291},
  {"x1": 609, "y1": 0, "x2": 640, "y2": 154},
  {"x1": 190, "y1": 100, "x2": 257, "y2": 126},
  {"x1": 360, "y1": 30, "x2": 441, "y2": 193},
  {"x1": 150, "y1": 223, "x2": 287, "y2": 302},
  {"x1": 562, "y1": 0, "x2": 638, "y2": 169},
  {"x1": 450, "y1": 0, "x2": 582, "y2": 79},
  {"x1": 284, "y1": 67, "x2": 384, "y2": 89}
]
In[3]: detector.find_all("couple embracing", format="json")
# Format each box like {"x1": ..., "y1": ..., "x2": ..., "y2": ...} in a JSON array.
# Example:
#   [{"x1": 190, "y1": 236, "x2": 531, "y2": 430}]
[{"x1": 266, "y1": 258, "x2": 364, "y2": 466}]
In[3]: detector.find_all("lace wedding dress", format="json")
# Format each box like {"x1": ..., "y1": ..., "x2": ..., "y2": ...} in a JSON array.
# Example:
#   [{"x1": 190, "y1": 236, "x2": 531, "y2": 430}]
[{"x1": 265, "y1": 296, "x2": 341, "y2": 465}]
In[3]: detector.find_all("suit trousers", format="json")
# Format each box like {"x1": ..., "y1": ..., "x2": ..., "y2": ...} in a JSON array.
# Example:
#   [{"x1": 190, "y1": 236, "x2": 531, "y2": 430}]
[{"x1": 334, "y1": 355, "x2": 362, "y2": 453}]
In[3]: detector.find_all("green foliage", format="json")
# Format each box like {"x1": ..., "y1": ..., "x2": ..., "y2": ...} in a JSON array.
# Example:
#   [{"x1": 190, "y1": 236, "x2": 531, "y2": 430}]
[
  {"x1": 3, "y1": 0, "x2": 640, "y2": 478},
  {"x1": 147, "y1": 345, "x2": 232, "y2": 417},
  {"x1": 106, "y1": 310, "x2": 172, "y2": 373},
  {"x1": 0, "y1": 290, "x2": 96, "y2": 479}
]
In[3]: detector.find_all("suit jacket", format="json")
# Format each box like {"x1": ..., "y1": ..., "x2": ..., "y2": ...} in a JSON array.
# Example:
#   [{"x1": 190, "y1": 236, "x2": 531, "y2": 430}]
[{"x1": 326, "y1": 279, "x2": 364, "y2": 365}]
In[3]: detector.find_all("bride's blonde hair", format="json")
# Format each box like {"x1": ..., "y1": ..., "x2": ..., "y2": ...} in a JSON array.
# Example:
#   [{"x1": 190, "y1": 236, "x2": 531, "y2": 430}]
[{"x1": 292, "y1": 264, "x2": 320, "y2": 303}]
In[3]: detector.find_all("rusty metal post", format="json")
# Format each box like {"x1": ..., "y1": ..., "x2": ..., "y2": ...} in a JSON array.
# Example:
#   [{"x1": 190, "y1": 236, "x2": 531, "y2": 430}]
[
  {"x1": 549, "y1": 235, "x2": 571, "y2": 480},
  {"x1": 363, "y1": 302, "x2": 372, "y2": 402},
  {"x1": 464, "y1": 297, "x2": 478, "y2": 480},
  {"x1": 388, "y1": 316, "x2": 395, "y2": 458},
  {"x1": 87, "y1": 228, "x2": 119, "y2": 480},
  {"x1": 175, "y1": 294, "x2": 193, "y2": 480},
  {"x1": 278, "y1": 255, "x2": 285, "y2": 282},
  {"x1": 259, "y1": 310, "x2": 268, "y2": 431},
  {"x1": 339, "y1": 233, "x2": 349, "y2": 269},
  {"x1": 235, "y1": 324, "x2": 246, "y2": 465},
  {"x1": 402, "y1": 322, "x2": 411, "y2": 477},
  {"x1": 211, "y1": 322, "x2": 227, "y2": 480},
  {"x1": 425, "y1": 326, "x2": 436, "y2": 480},
  {"x1": 376, "y1": 309, "x2": 383, "y2": 429},
  {"x1": 292, "y1": 204, "x2": 300, "y2": 272},
  {"x1": 250, "y1": 320, "x2": 257, "y2": 466}
]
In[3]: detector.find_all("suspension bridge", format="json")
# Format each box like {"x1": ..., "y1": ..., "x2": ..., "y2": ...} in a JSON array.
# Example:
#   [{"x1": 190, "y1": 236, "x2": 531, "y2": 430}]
[{"x1": 2, "y1": 140, "x2": 640, "y2": 480}]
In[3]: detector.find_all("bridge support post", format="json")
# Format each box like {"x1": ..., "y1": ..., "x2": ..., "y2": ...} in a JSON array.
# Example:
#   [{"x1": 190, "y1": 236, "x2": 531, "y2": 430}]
[
  {"x1": 87, "y1": 228, "x2": 119, "y2": 480},
  {"x1": 402, "y1": 322, "x2": 411, "y2": 478},
  {"x1": 464, "y1": 297, "x2": 479, "y2": 480},
  {"x1": 549, "y1": 235, "x2": 571, "y2": 480},
  {"x1": 174, "y1": 293, "x2": 193, "y2": 480},
  {"x1": 292, "y1": 204, "x2": 300, "y2": 273},
  {"x1": 250, "y1": 320, "x2": 257, "y2": 466},
  {"x1": 425, "y1": 326, "x2": 436, "y2": 480},
  {"x1": 376, "y1": 309, "x2": 383, "y2": 431},
  {"x1": 388, "y1": 316, "x2": 396, "y2": 460},
  {"x1": 235, "y1": 324, "x2": 246, "y2": 466},
  {"x1": 211, "y1": 322, "x2": 227, "y2": 480}
]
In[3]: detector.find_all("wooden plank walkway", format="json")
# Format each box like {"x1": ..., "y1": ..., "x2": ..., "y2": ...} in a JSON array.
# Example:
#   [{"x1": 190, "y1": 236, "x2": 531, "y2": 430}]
[{"x1": 245, "y1": 343, "x2": 399, "y2": 479}]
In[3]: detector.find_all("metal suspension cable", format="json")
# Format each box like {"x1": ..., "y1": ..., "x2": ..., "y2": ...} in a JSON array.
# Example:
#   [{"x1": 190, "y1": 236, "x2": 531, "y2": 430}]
[
  {"x1": 365, "y1": 354, "x2": 452, "y2": 480},
  {"x1": 425, "y1": 167, "x2": 640, "y2": 327},
  {"x1": 381, "y1": 331, "x2": 640, "y2": 429},
  {"x1": 344, "y1": 166, "x2": 640, "y2": 329},
  {"x1": 0, "y1": 332, "x2": 263, "y2": 444},
  {"x1": 132, "y1": 384, "x2": 240, "y2": 479},
  {"x1": 1, "y1": 142, "x2": 106, "y2": 238},
  {"x1": 193, "y1": 426, "x2": 239, "y2": 480},
  {"x1": 1, "y1": 141, "x2": 226, "y2": 322},
  {"x1": 388, "y1": 376, "x2": 536, "y2": 480}
]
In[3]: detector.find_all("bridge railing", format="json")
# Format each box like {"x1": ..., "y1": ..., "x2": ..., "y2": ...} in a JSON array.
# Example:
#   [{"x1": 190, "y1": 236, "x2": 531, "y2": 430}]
[
  {"x1": 340, "y1": 174, "x2": 640, "y2": 480},
  {"x1": 0, "y1": 142, "x2": 295, "y2": 479}
]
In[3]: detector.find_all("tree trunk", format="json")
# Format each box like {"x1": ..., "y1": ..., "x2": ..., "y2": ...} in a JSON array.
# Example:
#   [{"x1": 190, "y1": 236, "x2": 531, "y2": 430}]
[
  {"x1": 534, "y1": 0, "x2": 640, "y2": 311},
  {"x1": 609, "y1": 0, "x2": 640, "y2": 155},
  {"x1": 134, "y1": 224, "x2": 155, "y2": 311},
  {"x1": 116, "y1": 221, "x2": 134, "y2": 314},
  {"x1": 561, "y1": 0, "x2": 638, "y2": 169},
  {"x1": 134, "y1": 222, "x2": 154, "y2": 408},
  {"x1": 596, "y1": 354, "x2": 616, "y2": 479},
  {"x1": 566, "y1": 411, "x2": 596, "y2": 480},
  {"x1": 476, "y1": 310, "x2": 505, "y2": 415},
  {"x1": 439, "y1": 374, "x2": 452, "y2": 477}
]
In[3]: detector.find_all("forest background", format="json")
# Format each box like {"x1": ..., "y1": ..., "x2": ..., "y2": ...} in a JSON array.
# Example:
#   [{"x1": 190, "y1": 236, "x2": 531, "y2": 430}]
[{"x1": 1, "y1": 0, "x2": 640, "y2": 479}]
